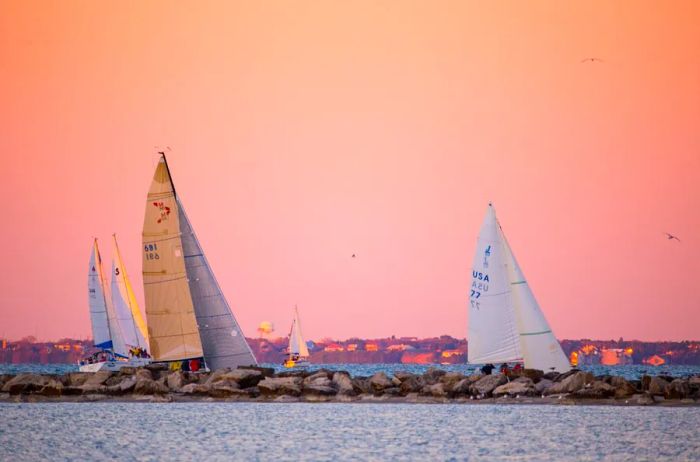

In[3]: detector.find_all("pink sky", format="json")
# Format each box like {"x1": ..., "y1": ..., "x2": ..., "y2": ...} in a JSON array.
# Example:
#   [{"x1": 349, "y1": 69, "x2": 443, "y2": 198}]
[{"x1": 1, "y1": 1, "x2": 698, "y2": 342}]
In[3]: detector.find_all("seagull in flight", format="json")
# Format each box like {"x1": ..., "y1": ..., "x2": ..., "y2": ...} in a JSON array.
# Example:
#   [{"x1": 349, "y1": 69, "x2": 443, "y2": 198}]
[
  {"x1": 581, "y1": 57, "x2": 604, "y2": 63},
  {"x1": 664, "y1": 232, "x2": 681, "y2": 242},
  {"x1": 351, "y1": 254, "x2": 356, "y2": 258}
]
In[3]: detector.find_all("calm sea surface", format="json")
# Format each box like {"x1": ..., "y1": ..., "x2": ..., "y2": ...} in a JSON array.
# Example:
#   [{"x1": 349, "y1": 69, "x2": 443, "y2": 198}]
[
  {"x1": 2, "y1": 363, "x2": 700, "y2": 380},
  {"x1": 1, "y1": 402, "x2": 699, "y2": 461}
]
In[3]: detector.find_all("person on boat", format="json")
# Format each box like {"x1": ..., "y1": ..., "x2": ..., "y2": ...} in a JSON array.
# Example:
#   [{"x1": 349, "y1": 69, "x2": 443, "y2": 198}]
[
  {"x1": 513, "y1": 363, "x2": 523, "y2": 375},
  {"x1": 500, "y1": 363, "x2": 510, "y2": 376},
  {"x1": 481, "y1": 363, "x2": 495, "y2": 375}
]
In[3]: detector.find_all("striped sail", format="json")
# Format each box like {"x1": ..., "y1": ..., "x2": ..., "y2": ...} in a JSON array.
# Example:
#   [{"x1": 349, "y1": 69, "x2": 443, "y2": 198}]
[
  {"x1": 111, "y1": 234, "x2": 149, "y2": 351},
  {"x1": 468, "y1": 204, "x2": 569, "y2": 372},
  {"x1": 179, "y1": 200, "x2": 258, "y2": 370},
  {"x1": 142, "y1": 158, "x2": 204, "y2": 362},
  {"x1": 288, "y1": 306, "x2": 309, "y2": 358}
]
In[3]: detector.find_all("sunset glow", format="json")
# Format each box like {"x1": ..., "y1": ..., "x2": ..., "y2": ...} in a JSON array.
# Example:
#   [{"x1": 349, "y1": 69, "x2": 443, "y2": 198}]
[{"x1": 1, "y1": 1, "x2": 698, "y2": 342}]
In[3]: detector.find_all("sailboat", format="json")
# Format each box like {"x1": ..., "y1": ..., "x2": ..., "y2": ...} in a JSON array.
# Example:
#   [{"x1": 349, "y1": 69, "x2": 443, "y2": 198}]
[
  {"x1": 467, "y1": 203, "x2": 571, "y2": 373},
  {"x1": 142, "y1": 153, "x2": 257, "y2": 371},
  {"x1": 283, "y1": 306, "x2": 310, "y2": 368},
  {"x1": 111, "y1": 234, "x2": 150, "y2": 357},
  {"x1": 80, "y1": 239, "x2": 150, "y2": 372}
]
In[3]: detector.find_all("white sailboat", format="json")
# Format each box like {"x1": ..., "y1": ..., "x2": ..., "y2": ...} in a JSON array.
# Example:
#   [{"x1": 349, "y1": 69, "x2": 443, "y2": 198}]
[
  {"x1": 468, "y1": 203, "x2": 571, "y2": 373},
  {"x1": 142, "y1": 153, "x2": 257, "y2": 371},
  {"x1": 111, "y1": 234, "x2": 150, "y2": 356},
  {"x1": 284, "y1": 306, "x2": 310, "y2": 368},
  {"x1": 80, "y1": 239, "x2": 150, "y2": 372}
]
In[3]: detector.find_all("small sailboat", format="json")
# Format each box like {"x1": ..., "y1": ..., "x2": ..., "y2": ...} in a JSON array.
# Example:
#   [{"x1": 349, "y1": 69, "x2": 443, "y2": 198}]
[
  {"x1": 283, "y1": 306, "x2": 310, "y2": 368},
  {"x1": 142, "y1": 153, "x2": 257, "y2": 371},
  {"x1": 80, "y1": 239, "x2": 150, "y2": 372},
  {"x1": 111, "y1": 234, "x2": 150, "y2": 359},
  {"x1": 467, "y1": 204, "x2": 571, "y2": 373}
]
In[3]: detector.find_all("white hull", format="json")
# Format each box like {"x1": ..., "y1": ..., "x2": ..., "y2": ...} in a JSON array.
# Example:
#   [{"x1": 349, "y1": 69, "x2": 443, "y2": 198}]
[{"x1": 79, "y1": 357, "x2": 151, "y2": 372}]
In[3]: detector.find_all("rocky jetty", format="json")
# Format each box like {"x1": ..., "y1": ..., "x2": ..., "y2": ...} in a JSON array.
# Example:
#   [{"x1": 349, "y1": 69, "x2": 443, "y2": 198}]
[{"x1": 1, "y1": 366, "x2": 698, "y2": 406}]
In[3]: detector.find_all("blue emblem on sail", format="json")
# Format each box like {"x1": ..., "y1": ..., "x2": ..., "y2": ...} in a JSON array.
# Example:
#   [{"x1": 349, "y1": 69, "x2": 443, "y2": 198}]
[{"x1": 483, "y1": 245, "x2": 491, "y2": 268}]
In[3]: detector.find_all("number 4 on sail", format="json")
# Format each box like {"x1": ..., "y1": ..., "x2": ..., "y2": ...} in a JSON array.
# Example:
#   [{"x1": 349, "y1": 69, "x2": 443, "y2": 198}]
[{"x1": 467, "y1": 203, "x2": 571, "y2": 373}]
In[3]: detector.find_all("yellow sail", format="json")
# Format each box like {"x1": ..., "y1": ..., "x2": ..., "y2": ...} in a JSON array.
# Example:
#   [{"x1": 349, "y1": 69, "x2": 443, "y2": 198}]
[
  {"x1": 112, "y1": 234, "x2": 149, "y2": 349},
  {"x1": 142, "y1": 157, "x2": 204, "y2": 361}
]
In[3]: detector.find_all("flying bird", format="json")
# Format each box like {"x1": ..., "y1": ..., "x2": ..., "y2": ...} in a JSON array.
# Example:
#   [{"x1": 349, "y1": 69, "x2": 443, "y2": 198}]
[
  {"x1": 664, "y1": 232, "x2": 681, "y2": 242},
  {"x1": 351, "y1": 254, "x2": 356, "y2": 258},
  {"x1": 581, "y1": 57, "x2": 604, "y2": 63}
]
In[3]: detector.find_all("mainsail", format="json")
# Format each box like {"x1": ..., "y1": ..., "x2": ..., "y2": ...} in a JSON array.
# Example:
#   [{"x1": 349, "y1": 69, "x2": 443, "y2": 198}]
[
  {"x1": 288, "y1": 306, "x2": 309, "y2": 358},
  {"x1": 142, "y1": 154, "x2": 257, "y2": 369},
  {"x1": 88, "y1": 239, "x2": 127, "y2": 357},
  {"x1": 468, "y1": 204, "x2": 570, "y2": 372},
  {"x1": 111, "y1": 234, "x2": 149, "y2": 351}
]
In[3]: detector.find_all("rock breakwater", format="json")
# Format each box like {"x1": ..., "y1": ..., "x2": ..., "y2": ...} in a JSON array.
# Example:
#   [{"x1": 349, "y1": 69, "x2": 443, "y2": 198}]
[{"x1": 1, "y1": 366, "x2": 698, "y2": 406}]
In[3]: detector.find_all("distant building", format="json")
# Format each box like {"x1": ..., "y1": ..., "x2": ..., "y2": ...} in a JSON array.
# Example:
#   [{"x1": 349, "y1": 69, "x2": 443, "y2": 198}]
[
  {"x1": 386, "y1": 344, "x2": 414, "y2": 352},
  {"x1": 346, "y1": 344, "x2": 358, "y2": 352},
  {"x1": 365, "y1": 343, "x2": 379, "y2": 352},
  {"x1": 643, "y1": 355, "x2": 666, "y2": 366},
  {"x1": 324, "y1": 343, "x2": 345, "y2": 352}
]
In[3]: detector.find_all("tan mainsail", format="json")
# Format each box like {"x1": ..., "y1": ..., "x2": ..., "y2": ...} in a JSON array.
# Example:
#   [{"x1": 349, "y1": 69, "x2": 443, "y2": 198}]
[{"x1": 142, "y1": 158, "x2": 204, "y2": 361}]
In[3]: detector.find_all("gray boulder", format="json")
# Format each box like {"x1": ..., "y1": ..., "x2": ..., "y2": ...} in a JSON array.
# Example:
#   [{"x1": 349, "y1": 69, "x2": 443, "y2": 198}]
[
  {"x1": 369, "y1": 372, "x2": 393, "y2": 392},
  {"x1": 493, "y1": 378, "x2": 535, "y2": 397},
  {"x1": 610, "y1": 377, "x2": 637, "y2": 399},
  {"x1": 258, "y1": 377, "x2": 302, "y2": 396},
  {"x1": 399, "y1": 375, "x2": 425, "y2": 394},
  {"x1": 535, "y1": 379, "x2": 553, "y2": 394},
  {"x1": 440, "y1": 373, "x2": 465, "y2": 391},
  {"x1": 2, "y1": 374, "x2": 50, "y2": 394},
  {"x1": 423, "y1": 367, "x2": 447, "y2": 385},
  {"x1": 451, "y1": 378, "x2": 473, "y2": 396},
  {"x1": 166, "y1": 371, "x2": 186, "y2": 391},
  {"x1": 38, "y1": 379, "x2": 64, "y2": 396},
  {"x1": 83, "y1": 371, "x2": 113, "y2": 387},
  {"x1": 648, "y1": 377, "x2": 669, "y2": 396},
  {"x1": 665, "y1": 379, "x2": 690, "y2": 400},
  {"x1": 219, "y1": 369, "x2": 263, "y2": 389},
  {"x1": 303, "y1": 384, "x2": 337, "y2": 396},
  {"x1": 180, "y1": 383, "x2": 211, "y2": 395},
  {"x1": 572, "y1": 381, "x2": 615, "y2": 399},
  {"x1": 470, "y1": 374, "x2": 508, "y2": 396},
  {"x1": 545, "y1": 371, "x2": 594, "y2": 395},
  {"x1": 332, "y1": 372, "x2": 355, "y2": 395},
  {"x1": 133, "y1": 378, "x2": 168, "y2": 395},
  {"x1": 422, "y1": 383, "x2": 447, "y2": 397}
]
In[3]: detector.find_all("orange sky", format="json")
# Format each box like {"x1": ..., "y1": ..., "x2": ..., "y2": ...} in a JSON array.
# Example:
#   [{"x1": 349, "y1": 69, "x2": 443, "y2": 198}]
[{"x1": 1, "y1": 1, "x2": 698, "y2": 342}]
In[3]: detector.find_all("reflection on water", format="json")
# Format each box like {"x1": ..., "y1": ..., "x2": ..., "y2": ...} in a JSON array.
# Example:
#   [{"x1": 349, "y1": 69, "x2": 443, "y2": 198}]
[{"x1": 1, "y1": 402, "x2": 698, "y2": 461}]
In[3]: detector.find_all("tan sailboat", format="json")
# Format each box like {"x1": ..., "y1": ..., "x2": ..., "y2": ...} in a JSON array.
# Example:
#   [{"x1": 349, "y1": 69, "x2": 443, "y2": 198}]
[{"x1": 142, "y1": 154, "x2": 257, "y2": 371}]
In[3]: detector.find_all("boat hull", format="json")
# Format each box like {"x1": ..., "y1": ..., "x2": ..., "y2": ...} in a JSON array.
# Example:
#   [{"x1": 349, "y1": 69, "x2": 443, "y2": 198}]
[
  {"x1": 283, "y1": 358, "x2": 310, "y2": 369},
  {"x1": 79, "y1": 357, "x2": 151, "y2": 372}
]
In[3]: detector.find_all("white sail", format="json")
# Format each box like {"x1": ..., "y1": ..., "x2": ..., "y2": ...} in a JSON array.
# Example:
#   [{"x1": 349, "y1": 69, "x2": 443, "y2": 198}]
[
  {"x1": 111, "y1": 234, "x2": 149, "y2": 351},
  {"x1": 88, "y1": 240, "x2": 112, "y2": 350},
  {"x1": 468, "y1": 204, "x2": 570, "y2": 372},
  {"x1": 88, "y1": 239, "x2": 127, "y2": 357},
  {"x1": 501, "y1": 230, "x2": 571, "y2": 372},
  {"x1": 467, "y1": 205, "x2": 522, "y2": 364},
  {"x1": 288, "y1": 307, "x2": 309, "y2": 358}
]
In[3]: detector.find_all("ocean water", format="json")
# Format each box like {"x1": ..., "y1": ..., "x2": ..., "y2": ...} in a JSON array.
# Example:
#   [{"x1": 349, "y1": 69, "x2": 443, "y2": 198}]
[
  {"x1": 0, "y1": 402, "x2": 698, "y2": 461},
  {"x1": 2, "y1": 362, "x2": 700, "y2": 380}
]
